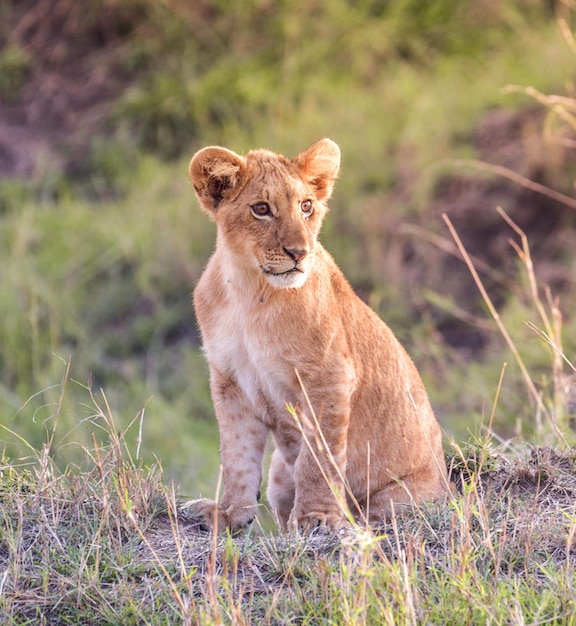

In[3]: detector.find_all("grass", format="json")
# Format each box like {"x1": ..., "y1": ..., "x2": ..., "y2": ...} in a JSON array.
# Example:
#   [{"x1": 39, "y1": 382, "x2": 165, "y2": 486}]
[
  {"x1": 0, "y1": 157, "x2": 221, "y2": 489},
  {"x1": 2, "y1": 397, "x2": 576, "y2": 624},
  {"x1": 2, "y1": 216, "x2": 575, "y2": 624},
  {"x1": 443, "y1": 208, "x2": 575, "y2": 439}
]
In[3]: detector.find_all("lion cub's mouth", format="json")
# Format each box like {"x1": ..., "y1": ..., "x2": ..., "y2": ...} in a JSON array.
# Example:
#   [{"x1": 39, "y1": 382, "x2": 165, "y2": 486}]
[
  {"x1": 262, "y1": 266, "x2": 303, "y2": 276},
  {"x1": 260, "y1": 264, "x2": 308, "y2": 289}
]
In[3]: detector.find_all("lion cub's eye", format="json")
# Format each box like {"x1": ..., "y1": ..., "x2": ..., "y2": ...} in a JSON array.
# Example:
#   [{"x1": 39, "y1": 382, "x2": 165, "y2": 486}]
[
  {"x1": 301, "y1": 200, "x2": 313, "y2": 216},
  {"x1": 251, "y1": 202, "x2": 272, "y2": 218}
]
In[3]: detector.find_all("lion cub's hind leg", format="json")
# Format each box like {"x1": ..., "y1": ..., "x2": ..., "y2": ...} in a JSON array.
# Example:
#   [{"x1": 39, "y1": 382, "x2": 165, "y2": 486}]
[
  {"x1": 366, "y1": 470, "x2": 448, "y2": 524},
  {"x1": 266, "y1": 449, "x2": 295, "y2": 531}
]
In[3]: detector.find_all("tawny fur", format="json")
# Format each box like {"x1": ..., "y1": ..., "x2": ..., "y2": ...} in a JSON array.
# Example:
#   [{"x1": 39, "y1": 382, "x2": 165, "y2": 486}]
[{"x1": 186, "y1": 138, "x2": 448, "y2": 532}]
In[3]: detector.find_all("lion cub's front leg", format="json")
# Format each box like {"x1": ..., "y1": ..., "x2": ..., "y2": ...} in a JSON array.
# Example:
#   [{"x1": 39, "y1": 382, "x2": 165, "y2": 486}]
[
  {"x1": 268, "y1": 444, "x2": 349, "y2": 532},
  {"x1": 184, "y1": 372, "x2": 268, "y2": 533},
  {"x1": 290, "y1": 440, "x2": 350, "y2": 531},
  {"x1": 270, "y1": 401, "x2": 352, "y2": 532}
]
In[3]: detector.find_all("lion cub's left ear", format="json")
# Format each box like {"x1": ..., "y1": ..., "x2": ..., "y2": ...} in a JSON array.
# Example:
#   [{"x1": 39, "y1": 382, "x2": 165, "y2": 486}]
[
  {"x1": 292, "y1": 138, "x2": 341, "y2": 202},
  {"x1": 189, "y1": 146, "x2": 245, "y2": 217}
]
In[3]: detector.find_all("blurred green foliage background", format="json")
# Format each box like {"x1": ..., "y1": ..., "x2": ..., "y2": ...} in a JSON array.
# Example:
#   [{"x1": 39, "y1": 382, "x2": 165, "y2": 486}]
[{"x1": 1, "y1": 0, "x2": 575, "y2": 493}]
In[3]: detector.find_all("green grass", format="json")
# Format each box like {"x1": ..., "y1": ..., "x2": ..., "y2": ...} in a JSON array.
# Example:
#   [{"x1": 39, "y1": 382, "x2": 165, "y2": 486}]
[{"x1": 0, "y1": 157, "x2": 221, "y2": 489}]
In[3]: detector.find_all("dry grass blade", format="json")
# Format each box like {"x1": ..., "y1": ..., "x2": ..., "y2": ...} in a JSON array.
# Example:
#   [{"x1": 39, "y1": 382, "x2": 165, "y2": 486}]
[
  {"x1": 526, "y1": 321, "x2": 576, "y2": 374},
  {"x1": 443, "y1": 210, "x2": 573, "y2": 445},
  {"x1": 442, "y1": 213, "x2": 551, "y2": 431},
  {"x1": 446, "y1": 159, "x2": 576, "y2": 211}
]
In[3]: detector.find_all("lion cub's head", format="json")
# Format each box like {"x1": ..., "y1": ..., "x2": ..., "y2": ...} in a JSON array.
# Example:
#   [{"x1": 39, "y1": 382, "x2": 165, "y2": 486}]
[{"x1": 189, "y1": 139, "x2": 340, "y2": 289}]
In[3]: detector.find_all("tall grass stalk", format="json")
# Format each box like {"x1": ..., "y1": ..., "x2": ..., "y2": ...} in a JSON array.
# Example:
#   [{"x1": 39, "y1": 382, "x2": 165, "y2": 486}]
[{"x1": 443, "y1": 210, "x2": 573, "y2": 443}]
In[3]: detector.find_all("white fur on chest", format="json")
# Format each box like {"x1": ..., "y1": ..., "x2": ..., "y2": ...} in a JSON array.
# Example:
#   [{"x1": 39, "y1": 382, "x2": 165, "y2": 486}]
[{"x1": 203, "y1": 286, "x2": 295, "y2": 420}]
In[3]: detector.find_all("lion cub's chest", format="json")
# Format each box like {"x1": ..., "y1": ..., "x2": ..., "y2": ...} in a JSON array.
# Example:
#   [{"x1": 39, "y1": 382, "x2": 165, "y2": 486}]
[{"x1": 204, "y1": 289, "x2": 297, "y2": 424}]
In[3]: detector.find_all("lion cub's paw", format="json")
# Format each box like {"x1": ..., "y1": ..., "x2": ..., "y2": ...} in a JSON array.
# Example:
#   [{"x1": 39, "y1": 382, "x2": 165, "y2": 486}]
[
  {"x1": 288, "y1": 510, "x2": 352, "y2": 534},
  {"x1": 181, "y1": 498, "x2": 255, "y2": 533}
]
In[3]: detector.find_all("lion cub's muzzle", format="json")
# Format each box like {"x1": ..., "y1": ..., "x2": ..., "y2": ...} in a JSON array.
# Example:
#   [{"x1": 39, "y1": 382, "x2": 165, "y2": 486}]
[{"x1": 260, "y1": 245, "x2": 313, "y2": 288}]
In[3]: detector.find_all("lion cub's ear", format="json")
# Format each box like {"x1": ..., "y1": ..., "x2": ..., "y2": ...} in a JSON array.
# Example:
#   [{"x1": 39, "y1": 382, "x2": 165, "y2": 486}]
[
  {"x1": 292, "y1": 138, "x2": 341, "y2": 201},
  {"x1": 189, "y1": 147, "x2": 245, "y2": 217}
]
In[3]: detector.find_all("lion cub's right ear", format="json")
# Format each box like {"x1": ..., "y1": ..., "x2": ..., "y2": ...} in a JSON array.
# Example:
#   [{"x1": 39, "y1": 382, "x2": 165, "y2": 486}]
[{"x1": 189, "y1": 147, "x2": 245, "y2": 217}]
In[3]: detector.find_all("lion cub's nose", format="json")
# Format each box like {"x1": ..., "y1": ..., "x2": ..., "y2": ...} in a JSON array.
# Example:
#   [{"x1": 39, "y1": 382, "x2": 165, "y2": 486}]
[{"x1": 283, "y1": 247, "x2": 308, "y2": 263}]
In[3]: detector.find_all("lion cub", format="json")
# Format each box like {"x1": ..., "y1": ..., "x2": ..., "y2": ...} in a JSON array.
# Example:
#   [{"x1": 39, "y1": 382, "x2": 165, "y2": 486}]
[{"x1": 187, "y1": 138, "x2": 448, "y2": 532}]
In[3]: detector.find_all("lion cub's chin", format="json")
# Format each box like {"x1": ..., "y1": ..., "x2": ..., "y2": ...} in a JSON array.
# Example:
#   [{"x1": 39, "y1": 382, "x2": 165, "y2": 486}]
[{"x1": 264, "y1": 269, "x2": 309, "y2": 289}]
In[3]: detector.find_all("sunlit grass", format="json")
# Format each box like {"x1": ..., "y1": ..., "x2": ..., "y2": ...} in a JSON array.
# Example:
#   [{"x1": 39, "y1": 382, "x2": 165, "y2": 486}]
[
  {"x1": 2, "y1": 391, "x2": 576, "y2": 624},
  {"x1": 2, "y1": 0, "x2": 576, "y2": 501}
]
